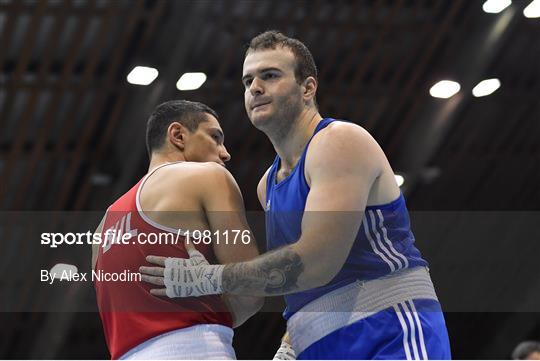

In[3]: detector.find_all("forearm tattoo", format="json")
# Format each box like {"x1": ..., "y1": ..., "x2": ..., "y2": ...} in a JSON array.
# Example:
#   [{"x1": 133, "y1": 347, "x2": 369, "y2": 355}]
[{"x1": 222, "y1": 247, "x2": 304, "y2": 295}]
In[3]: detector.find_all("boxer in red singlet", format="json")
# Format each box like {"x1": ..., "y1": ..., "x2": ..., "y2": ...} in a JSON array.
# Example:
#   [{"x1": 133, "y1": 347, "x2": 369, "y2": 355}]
[{"x1": 92, "y1": 100, "x2": 263, "y2": 359}]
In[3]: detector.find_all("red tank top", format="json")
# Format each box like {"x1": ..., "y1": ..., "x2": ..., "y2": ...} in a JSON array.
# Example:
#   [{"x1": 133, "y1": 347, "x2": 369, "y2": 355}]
[{"x1": 94, "y1": 166, "x2": 232, "y2": 359}]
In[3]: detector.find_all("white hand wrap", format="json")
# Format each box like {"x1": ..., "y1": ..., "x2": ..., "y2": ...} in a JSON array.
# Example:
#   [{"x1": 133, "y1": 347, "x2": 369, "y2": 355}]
[
  {"x1": 163, "y1": 249, "x2": 224, "y2": 298},
  {"x1": 273, "y1": 341, "x2": 296, "y2": 360}
]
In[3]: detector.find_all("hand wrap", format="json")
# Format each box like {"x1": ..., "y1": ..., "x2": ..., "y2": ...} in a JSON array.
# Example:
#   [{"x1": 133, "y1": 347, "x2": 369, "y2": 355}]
[
  {"x1": 163, "y1": 248, "x2": 224, "y2": 298},
  {"x1": 273, "y1": 341, "x2": 296, "y2": 360}
]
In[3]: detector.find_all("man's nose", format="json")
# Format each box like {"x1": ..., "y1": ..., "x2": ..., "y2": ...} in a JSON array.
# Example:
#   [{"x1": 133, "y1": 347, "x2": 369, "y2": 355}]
[
  {"x1": 220, "y1": 146, "x2": 231, "y2": 163},
  {"x1": 249, "y1": 77, "x2": 264, "y2": 96}
]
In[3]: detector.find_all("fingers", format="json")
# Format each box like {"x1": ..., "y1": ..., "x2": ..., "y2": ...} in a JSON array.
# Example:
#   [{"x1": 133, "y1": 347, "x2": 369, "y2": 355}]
[
  {"x1": 146, "y1": 255, "x2": 166, "y2": 266},
  {"x1": 140, "y1": 274, "x2": 165, "y2": 286},
  {"x1": 150, "y1": 288, "x2": 167, "y2": 297},
  {"x1": 139, "y1": 266, "x2": 164, "y2": 277},
  {"x1": 184, "y1": 238, "x2": 198, "y2": 255}
]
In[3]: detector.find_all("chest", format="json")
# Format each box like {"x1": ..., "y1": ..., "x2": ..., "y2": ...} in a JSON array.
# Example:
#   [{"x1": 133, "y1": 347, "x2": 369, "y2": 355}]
[{"x1": 275, "y1": 168, "x2": 293, "y2": 183}]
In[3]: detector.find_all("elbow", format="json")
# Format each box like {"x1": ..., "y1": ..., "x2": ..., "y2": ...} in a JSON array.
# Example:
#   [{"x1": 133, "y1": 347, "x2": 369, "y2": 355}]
[
  {"x1": 229, "y1": 296, "x2": 264, "y2": 328},
  {"x1": 294, "y1": 241, "x2": 349, "y2": 291},
  {"x1": 316, "y1": 268, "x2": 340, "y2": 288},
  {"x1": 302, "y1": 260, "x2": 342, "y2": 289},
  {"x1": 239, "y1": 295, "x2": 265, "y2": 316},
  {"x1": 251, "y1": 296, "x2": 265, "y2": 313}
]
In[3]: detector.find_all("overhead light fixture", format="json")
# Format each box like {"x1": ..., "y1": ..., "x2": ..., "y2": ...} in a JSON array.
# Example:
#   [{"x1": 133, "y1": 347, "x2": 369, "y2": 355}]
[
  {"x1": 524, "y1": 0, "x2": 540, "y2": 18},
  {"x1": 472, "y1": 78, "x2": 501, "y2": 97},
  {"x1": 176, "y1": 72, "x2": 207, "y2": 91},
  {"x1": 126, "y1": 66, "x2": 158, "y2": 86},
  {"x1": 50, "y1": 263, "x2": 78, "y2": 280},
  {"x1": 429, "y1": 80, "x2": 461, "y2": 99},
  {"x1": 482, "y1": 0, "x2": 512, "y2": 13},
  {"x1": 394, "y1": 174, "x2": 405, "y2": 187}
]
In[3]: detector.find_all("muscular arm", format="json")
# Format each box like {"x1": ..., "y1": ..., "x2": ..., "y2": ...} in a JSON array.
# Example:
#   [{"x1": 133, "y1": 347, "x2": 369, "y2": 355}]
[
  {"x1": 221, "y1": 124, "x2": 382, "y2": 296},
  {"x1": 199, "y1": 164, "x2": 264, "y2": 326}
]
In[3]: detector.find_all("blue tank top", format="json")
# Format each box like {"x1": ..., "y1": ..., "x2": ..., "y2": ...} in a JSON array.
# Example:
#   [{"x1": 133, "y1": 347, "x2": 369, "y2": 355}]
[{"x1": 265, "y1": 118, "x2": 428, "y2": 319}]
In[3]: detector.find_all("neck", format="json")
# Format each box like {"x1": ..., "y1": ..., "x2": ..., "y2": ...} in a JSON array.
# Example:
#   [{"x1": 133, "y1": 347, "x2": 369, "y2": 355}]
[
  {"x1": 148, "y1": 150, "x2": 186, "y2": 172},
  {"x1": 269, "y1": 107, "x2": 323, "y2": 170}
]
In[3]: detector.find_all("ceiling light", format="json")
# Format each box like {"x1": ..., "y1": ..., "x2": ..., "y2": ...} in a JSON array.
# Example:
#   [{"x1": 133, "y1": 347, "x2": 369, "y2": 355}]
[
  {"x1": 176, "y1": 72, "x2": 207, "y2": 91},
  {"x1": 126, "y1": 66, "x2": 158, "y2": 86},
  {"x1": 482, "y1": 0, "x2": 512, "y2": 13},
  {"x1": 524, "y1": 0, "x2": 540, "y2": 18},
  {"x1": 472, "y1": 78, "x2": 501, "y2": 97},
  {"x1": 429, "y1": 80, "x2": 461, "y2": 99},
  {"x1": 395, "y1": 174, "x2": 405, "y2": 187}
]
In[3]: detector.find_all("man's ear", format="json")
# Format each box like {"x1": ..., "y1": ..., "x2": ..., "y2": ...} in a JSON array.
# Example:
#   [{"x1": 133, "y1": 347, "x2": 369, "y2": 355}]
[
  {"x1": 167, "y1": 122, "x2": 188, "y2": 151},
  {"x1": 302, "y1": 76, "x2": 318, "y2": 104}
]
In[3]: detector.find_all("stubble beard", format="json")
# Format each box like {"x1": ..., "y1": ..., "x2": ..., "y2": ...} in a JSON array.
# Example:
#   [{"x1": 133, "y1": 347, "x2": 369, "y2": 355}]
[{"x1": 252, "y1": 92, "x2": 304, "y2": 143}]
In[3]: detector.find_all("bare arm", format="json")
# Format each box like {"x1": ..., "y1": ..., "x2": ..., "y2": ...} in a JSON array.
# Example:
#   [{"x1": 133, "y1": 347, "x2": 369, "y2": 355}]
[
  {"x1": 221, "y1": 124, "x2": 381, "y2": 296},
  {"x1": 199, "y1": 164, "x2": 264, "y2": 326},
  {"x1": 220, "y1": 293, "x2": 261, "y2": 329}
]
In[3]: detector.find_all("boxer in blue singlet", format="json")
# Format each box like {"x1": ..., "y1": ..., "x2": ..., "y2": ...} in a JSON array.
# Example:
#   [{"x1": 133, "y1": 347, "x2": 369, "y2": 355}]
[
  {"x1": 141, "y1": 30, "x2": 451, "y2": 360},
  {"x1": 262, "y1": 117, "x2": 450, "y2": 360}
]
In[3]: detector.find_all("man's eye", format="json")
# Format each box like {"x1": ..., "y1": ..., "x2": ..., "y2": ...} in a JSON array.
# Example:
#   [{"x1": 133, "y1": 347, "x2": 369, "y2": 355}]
[
  {"x1": 244, "y1": 79, "x2": 252, "y2": 87},
  {"x1": 264, "y1": 73, "x2": 277, "y2": 79}
]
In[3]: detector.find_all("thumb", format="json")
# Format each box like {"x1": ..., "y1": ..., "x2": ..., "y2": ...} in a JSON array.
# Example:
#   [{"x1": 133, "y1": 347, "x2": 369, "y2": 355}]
[
  {"x1": 184, "y1": 237, "x2": 199, "y2": 257},
  {"x1": 184, "y1": 238, "x2": 208, "y2": 265}
]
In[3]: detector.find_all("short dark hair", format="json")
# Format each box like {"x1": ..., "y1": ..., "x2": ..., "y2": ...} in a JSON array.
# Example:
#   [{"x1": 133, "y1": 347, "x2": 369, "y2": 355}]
[
  {"x1": 246, "y1": 30, "x2": 318, "y2": 85},
  {"x1": 146, "y1": 100, "x2": 218, "y2": 155},
  {"x1": 512, "y1": 341, "x2": 540, "y2": 360}
]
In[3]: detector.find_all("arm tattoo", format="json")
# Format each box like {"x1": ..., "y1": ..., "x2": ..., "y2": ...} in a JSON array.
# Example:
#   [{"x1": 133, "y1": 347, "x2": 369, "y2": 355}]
[{"x1": 222, "y1": 247, "x2": 304, "y2": 295}]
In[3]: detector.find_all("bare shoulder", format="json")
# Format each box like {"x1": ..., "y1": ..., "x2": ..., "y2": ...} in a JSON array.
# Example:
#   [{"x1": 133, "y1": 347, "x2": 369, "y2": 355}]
[
  {"x1": 193, "y1": 162, "x2": 239, "y2": 189},
  {"x1": 305, "y1": 121, "x2": 383, "y2": 181},
  {"x1": 141, "y1": 162, "x2": 239, "y2": 211},
  {"x1": 156, "y1": 161, "x2": 235, "y2": 186},
  {"x1": 312, "y1": 121, "x2": 377, "y2": 148}
]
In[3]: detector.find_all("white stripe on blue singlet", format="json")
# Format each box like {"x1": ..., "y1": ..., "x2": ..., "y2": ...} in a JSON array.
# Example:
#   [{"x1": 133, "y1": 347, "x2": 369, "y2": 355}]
[
  {"x1": 376, "y1": 209, "x2": 409, "y2": 269},
  {"x1": 368, "y1": 210, "x2": 403, "y2": 270},
  {"x1": 363, "y1": 215, "x2": 397, "y2": 272}
]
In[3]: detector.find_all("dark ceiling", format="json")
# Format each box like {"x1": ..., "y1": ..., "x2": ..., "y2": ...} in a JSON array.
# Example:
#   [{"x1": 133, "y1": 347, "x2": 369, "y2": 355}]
[{"x1": 1, "y1": 0, "x2": 539, "y2": 359}]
